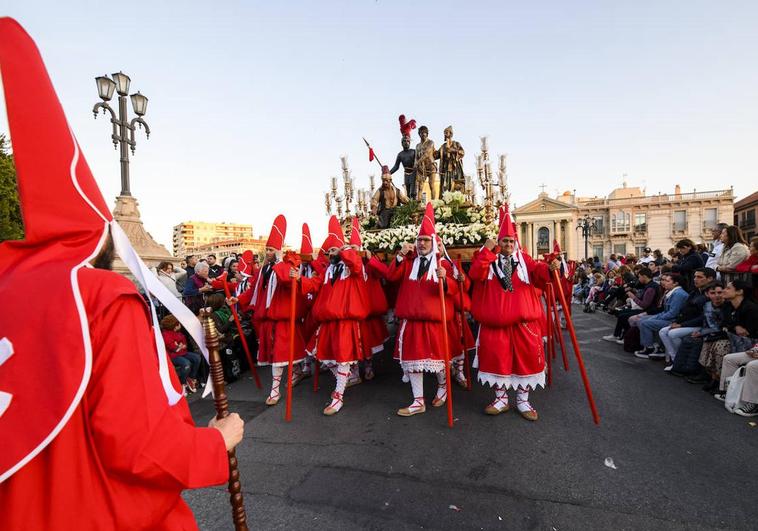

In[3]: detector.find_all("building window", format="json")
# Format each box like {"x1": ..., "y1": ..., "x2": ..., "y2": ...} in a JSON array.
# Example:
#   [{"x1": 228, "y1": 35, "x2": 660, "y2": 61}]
[
  {"x1": 611, "y1": 212, "x2": 630, "y2": 233},
  {"x1": 635, "y1": 245, "x2": 647, "y2": 258},
  {"x1": 673, "y1": 210, "x2": 687, "y2": 232},
  {"x1": 592, "y1": 244, "x2": 604, "y2": 260},
  {"x1": 613, "y1": 243, "x2": 627, "y2": 256},
  {"x1": 634, "y1": 213, "x2": 646, "y2": 233},
  {"x1": 703, "y1": 208, "x2": 718, "y2": 231},
  {"x1": 537, "y1": 227, "x2": 550, "y2": 253}
]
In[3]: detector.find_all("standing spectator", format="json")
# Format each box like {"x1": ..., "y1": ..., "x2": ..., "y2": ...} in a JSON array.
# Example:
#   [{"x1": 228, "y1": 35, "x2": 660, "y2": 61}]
[
  {"x1": 705, "y1": 222, "x2": 729, "y2": 270},
  {"x1": 592, "y1": 256, "x2": 602, "y2": 269},
  {"x1": 672, "y1": 238, "x2": 705, "y2": 291},
  {"x1": 635, "y1": 273, "x2": 688, "y2": 358},
  {"x1": 716, "y1": 225, "x2": 750, "y2": 272},
  {"x1": 735, "y1": 236, "x2": 758, "y2": 273},
  {"x1": 160, "y1": 315, "x2": 202, "y2": 394},
  {"x1": 658, "y1": 268, "x2": 715, "y2": 370},
  {"x1": 605, "y1": 254, "x2": 620, "y2": 272},
  {"x1": 653, "y1": 249, "x2": 667, "y2": 266},
  {"x1": 183, "y1": 261, "x2": 213, "y2": 314},
  {"x1": 639, "y1": 247, "x2": 655, "y2": 265},
  {"x1": 207, "y1": 254, "x2": 223, "y2": 278},
  {"x1": 185, "y1": 254, "x2": 197, "y2": 278},
  {"x1": 156, "y1": 261, "x2": 185, "y2": 299}
]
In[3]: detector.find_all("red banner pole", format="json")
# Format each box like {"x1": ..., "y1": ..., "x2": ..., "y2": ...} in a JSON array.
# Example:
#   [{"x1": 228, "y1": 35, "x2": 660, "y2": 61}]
[
  {"x1": 438, "y1": 278, "x2": 454, "y2": 428},
  {"x1": 223, "y1": 276, "x2": 261, "y2": 389},
  {"x1": 285, "y1": 277, "x2": 297, "y2": 422}
]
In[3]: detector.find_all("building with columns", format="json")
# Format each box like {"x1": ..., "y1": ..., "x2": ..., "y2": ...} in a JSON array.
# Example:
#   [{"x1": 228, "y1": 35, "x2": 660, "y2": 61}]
[{"x1": 513, "y1": 183, "x2": 734, "y2": 260}]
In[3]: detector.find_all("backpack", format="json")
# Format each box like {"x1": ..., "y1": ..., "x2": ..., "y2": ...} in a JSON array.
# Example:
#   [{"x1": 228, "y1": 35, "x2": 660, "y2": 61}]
[
  {"x1": 672, "y1": 336, "x2": 703, "y2": 374},
  {"x1": 624, "y1": 327, "x2": 642, "y2": 353}
]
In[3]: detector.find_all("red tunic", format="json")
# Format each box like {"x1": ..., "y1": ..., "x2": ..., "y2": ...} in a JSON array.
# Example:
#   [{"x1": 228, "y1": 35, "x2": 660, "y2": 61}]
[
  {"x1": 251, "y1": 261, "x2": 306, "y2": 367},
  {"x1": 469, "y1": 247, "x2": 550, "y2": 389},
  {"x1": 310, "y1": 249, "x2": 369, "y2": 364},
  {"x1": 387, "y1": 254, "x2": 461, "y2": 372},
  {"x1": 0, "y1": 269, "x2": 228, "y2": 530},
  {"x1": 361, "y1": 256, "x2": 390, "y2": 355}
]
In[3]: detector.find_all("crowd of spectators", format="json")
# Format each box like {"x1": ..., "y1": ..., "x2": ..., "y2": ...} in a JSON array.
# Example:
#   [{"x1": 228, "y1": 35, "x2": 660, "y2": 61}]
[
  {"x1": 151, "y1": 252, "x2": 257, "y2": 395},
  {"x1": 573, "y1": 224, "x2": 758, "y2": 417}
]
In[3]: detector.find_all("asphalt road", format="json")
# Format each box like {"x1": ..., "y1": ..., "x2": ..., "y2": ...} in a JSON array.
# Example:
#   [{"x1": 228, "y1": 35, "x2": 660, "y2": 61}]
[{"x1": 185, "y1": 309, "x2": 758, "y2": 530}]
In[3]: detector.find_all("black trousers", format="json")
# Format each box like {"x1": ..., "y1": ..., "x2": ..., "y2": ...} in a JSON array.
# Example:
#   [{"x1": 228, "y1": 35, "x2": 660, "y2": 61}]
[{"x1": 614, "y1": 309, "x2": 644, "y2": 337}]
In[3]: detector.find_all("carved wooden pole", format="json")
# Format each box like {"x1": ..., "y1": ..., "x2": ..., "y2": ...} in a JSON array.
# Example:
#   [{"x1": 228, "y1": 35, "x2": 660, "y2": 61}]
[
  {"x1": 200, "y1": 308, "x2": 249, "y2": 530},
  {"x1": 438, "y1": 278, "x2": 454, "y2": 428}
]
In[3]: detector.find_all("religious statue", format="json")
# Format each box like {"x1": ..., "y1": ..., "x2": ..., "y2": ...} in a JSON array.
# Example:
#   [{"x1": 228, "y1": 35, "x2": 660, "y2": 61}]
[
  {"x1": 389, "y1": 135, "x2": 417, "y2": 200},
  {"x1": 371, "y1": 166, "x2": 409, "y2": 228},
  {"x1": 435, "y1": 125, "x2": 465, "y2": 194},
  {"x1": 414, "y1": 125, "x2": 437, "y2": 200}
]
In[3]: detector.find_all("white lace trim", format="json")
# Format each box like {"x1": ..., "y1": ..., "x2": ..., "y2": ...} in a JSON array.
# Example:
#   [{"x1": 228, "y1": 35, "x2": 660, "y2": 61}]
[
  {"x1": 257, "y1": 358, "x2": 305, "y2": 368},
  {"x1": 400, "y1": 360, "x2": 446, "y2": 373},
  {"x1": 317, "y1": 359, "x2": 359, "y2": 366},
  {"x1": 477, "y1": 370, "x2": 545, "y2": 390}
]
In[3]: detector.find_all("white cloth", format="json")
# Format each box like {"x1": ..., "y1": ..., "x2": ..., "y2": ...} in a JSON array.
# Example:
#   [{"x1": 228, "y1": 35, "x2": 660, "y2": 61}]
[{"x1": 705, "y1": 240, "x2": 724, "y2": 269}]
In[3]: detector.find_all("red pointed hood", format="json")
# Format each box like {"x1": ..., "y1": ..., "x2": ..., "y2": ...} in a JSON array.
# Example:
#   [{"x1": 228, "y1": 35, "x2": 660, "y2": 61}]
[
  {"x1": 418, "y1": 202, "x2": 436, "y2": 239},
  {"x1": 323, "y1": 215, "x2": 345, "y2": 250},
  {"x1": 349, "y1": 217, "x2": 362, "y2": 247},
  {"x1": 0, "y1": 18, "x2": 208, "y2": 482},
  {"x1": 266, "y1": 214, "x2": 286, "y2": 251},
  {"x1": 498, "y1": 204, "x2": 516, "y2": 240},
  {"x1": 300, "y1": 223, "x2": 313, "y2": 255},
  {"x1": 238, "y1": 250, "x2": 255, "y2": 277},
  {"x1": 553, "y1": 239, "x2": 562, "y2": 254}
]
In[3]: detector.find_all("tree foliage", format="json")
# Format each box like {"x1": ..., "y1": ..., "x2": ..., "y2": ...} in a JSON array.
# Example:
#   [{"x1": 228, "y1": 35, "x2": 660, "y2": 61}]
[{"x1": 0, "y1": 133, "x2": 24, "y2": 241}]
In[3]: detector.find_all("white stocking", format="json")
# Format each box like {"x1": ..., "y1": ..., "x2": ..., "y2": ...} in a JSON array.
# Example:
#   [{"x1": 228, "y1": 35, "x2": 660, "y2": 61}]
[
  {"x1": 516, "y1": 386, "x2": 533, "y2": 413},
  {"x1": 270, "y1": 366, "x2": 283, "y2": 400},
  {"x1": 435, "y1": 370, "x2": 447, "y2": 402},
  {"x1": 335, "y1": 363, "x2": 350, "y2": 395}
]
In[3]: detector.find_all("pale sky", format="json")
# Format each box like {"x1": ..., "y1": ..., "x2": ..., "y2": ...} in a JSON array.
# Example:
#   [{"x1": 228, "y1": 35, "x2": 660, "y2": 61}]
[{"x1": 2, "y1": 1, "x2": 757, "y2": 249}]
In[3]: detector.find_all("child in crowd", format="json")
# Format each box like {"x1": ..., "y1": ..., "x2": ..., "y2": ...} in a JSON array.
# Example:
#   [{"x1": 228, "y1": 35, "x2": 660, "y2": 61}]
[{"x1": 160, "y1": 314, "x2": 202, "y2": 394}]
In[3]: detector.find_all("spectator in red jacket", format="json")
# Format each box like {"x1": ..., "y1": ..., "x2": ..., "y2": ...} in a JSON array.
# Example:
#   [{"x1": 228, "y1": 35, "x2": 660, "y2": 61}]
[{"x1": 160, "y1": 315, "x2": 202, "y2": 394}]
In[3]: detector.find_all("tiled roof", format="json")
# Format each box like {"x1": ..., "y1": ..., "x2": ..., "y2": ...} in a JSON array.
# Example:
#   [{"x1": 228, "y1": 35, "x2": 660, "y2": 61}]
[{"x1": 735, "y1": 191, "x2": 758, "y2": 210}]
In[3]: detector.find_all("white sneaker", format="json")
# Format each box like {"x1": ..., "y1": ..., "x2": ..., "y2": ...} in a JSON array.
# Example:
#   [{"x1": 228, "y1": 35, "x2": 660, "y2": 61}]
[
  {"x1": 602, "y1": 335, "x2": 619, "y2": 342},
  {"x1": 615, "y1": 339, "x2": 625, "y2": 345}
]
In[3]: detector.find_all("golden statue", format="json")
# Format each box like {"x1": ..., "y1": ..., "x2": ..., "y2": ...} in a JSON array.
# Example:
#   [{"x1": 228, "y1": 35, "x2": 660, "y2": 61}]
[
  {"x1": 414, "y1": 125, "x2": 438, "y2": 200},
  {"x1": 435, "y1": 125, "x2": 465, "y2": 194}
]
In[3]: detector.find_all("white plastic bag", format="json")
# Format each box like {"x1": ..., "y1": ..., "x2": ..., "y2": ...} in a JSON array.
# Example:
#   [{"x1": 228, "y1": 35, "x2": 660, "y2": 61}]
[{"x1": 725, "y1": 366, "x2": 746, "y2": 413}]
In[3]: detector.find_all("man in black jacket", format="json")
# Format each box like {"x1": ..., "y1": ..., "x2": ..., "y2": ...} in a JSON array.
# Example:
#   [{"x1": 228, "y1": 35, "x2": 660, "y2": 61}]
[
  {"x1": 659, "y1": 267, "x2": 715, "y2": 369},
  {"x1": 602, "y1": 268, "x2": 660, "y2": 343},
  {"x1": 672, "y1": 239, "x2": 705, "y2": 291}
]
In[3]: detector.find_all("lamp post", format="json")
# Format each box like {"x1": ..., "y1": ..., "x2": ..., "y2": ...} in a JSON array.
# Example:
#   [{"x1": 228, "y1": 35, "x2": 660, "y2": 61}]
[
  {"x1": 576, "y1": 214, "x2": 598, "y2": 260},
  {"x1": 92, "y1": 72, "x2": 150, "y2": 197}
]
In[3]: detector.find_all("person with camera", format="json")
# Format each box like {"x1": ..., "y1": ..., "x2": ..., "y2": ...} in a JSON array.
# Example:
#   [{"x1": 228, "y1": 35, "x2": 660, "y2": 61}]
[{"x1": 602, "y1": 267, "x2": 661, "y2": 344}]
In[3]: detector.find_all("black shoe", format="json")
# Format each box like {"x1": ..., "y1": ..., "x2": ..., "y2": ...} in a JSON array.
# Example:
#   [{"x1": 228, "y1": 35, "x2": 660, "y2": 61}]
[
  {"x1": 669, "y1": 370, "x2": 687, "y2": 377},
  {"x1": 686, "y1": 374, "x2": 709, "y2": 384},
  {"x1": 701, "y1": 380, "x2": 718, "y2": 393}
]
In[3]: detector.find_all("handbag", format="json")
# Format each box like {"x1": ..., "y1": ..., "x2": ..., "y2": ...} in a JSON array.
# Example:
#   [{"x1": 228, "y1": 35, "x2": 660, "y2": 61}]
[{"x1": 724, "y1": 366, "x2": 746, "y2": 413}]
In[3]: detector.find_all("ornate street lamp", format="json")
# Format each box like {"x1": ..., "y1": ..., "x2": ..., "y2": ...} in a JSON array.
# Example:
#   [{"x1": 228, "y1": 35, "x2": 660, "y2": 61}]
[
  {"x1": 92, "y1": 71, "x2": 151, "y2": 197},
  {"x1": 576, "y1": 214, "x2": 599, "y2": 260}
]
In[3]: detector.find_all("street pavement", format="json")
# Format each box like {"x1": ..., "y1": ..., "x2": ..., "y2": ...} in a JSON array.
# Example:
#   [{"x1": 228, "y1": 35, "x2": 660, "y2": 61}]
[{"x1": 185, "y1": 308, "x2": 758, "y2": 530}]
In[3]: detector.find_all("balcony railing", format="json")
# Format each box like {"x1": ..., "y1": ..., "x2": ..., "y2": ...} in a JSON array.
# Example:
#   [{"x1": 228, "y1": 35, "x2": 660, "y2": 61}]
[
  {"x1": 579, "y1": 189, "x2": 733, "y2": 208},
  {"x1": 672, "y1": 222, "x2": 688, "y2": 233},
  {"x1": 739, "y1": 219, "x2": 756, "y2": 231},
  {"x1": 633, "y1": 223, "x2": 647, "y2": 234},
  {"x1": 610, "y1": 222, "x2": 631, "y2": 234}
]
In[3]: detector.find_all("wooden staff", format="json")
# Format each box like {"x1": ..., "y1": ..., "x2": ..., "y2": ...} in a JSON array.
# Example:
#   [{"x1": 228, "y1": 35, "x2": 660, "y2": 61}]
[
  {"x1": 550, "y1": 270, "x2": 601, "y2": 425},
  {"x1": 222, "y1": 276, "x2": 262, "y2": 389},
  {"x1": 456, "y1": 255, "x2": 472, "y2": 391},
  {"x1": 200, "y1": 308, "x2": 249, "y2": 530},
  {"x1": 312, "y1": 347, "x2": 319, "y2": 392},
  {"x1": 285, "y1": 274, "x2": 297, "y2": 422},
  {"x1": 438, "y1": 272, "x2": 454, "y2": 428},
  {"x1": 544, "y1": 292, "x2": 553, "y2": 387},
  {"x1": 548, "y1": 283, "x2": 569, "y2": 371}
]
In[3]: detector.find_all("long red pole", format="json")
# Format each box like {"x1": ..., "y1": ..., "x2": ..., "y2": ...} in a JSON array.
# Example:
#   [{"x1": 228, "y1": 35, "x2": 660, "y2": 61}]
[
  {"x1": 456, "y1": 255, "x2": 472, "y2": 391},
  {"x1": 285, "y1": 276, "x2": 297, "y2": 422},
  {"x1": 544, "y1": 292, "x2": 553, "y2": 387},
  {"x1": 223, "y1": 277, "x2": 261, "y2": 389},
  {"x1": 551, "y1": 270, "x2": 600, "y2": 425},
  {"x1": 549, "y1": 283, "x2": 569, "y2": 371},
  {"x1": 312, "y1": 350, "x2": 319, "y2": 392},
  {"x1": 438, "y1": 276, "x2": 454, "y2": 428}
]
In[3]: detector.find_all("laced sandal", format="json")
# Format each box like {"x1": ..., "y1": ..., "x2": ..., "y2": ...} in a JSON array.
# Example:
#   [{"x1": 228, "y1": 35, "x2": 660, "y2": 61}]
[
  {"x1": 516, "y1": 397, "x2": 538, "y2": 421},
  {"x1": 346, "y1": 367, "x2": 362, "y2": 388},
  {"x1": 484, "y1": 396, "x2": 510, "y2": 415},
  {"x1": 432, "y1": 383, "x2": 448, "y2": 408},
  {"x1": 265, "y1": 375, "x2": 282, "y2": 406},
  {"x1": 453, "y1": 363, "x2": 467, "y2": 388},
  {"x1": 397, "y1": 397, "x2": 426, "y2": 417},
  {"x1": 291, "y1": 369, "x2": 306, "y2": 387},
  {"x1": 323, "y1": 391, "x2": 344, "y2": 416}
]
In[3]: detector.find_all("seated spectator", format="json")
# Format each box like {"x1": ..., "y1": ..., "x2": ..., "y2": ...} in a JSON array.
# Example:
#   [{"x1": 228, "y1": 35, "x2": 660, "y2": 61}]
[
  {"x1": 735, "y1": 236, "x2": 758, "y2": 273},
  {"x1": 718, "y1": 342, "x2": 758, "y2": 416},
  {"x1": 156, "y1": 260, "x2": 185, "y2": 299},
  {"x1": 606, "y1": 254, "x2": 620, "y2": 272},
  {"x1": 207, "y1": 254, "x2": 224, "y2": 278},
  {"x1": 696, "y1": 243, "x2": 709, "y2": 265},
  {"x1": 670, "y1": 282, "x2": 725, "y2": 377},
  {"x1": 572, "y1": 269, "x2": 589, "y2": 303},
  {"x1": 583, "y1": 272, "x2": 606, "y2": 311},
  {"x1": 634, "y1": 273, "x2": 689, "y2": 359},
  {"x1": 639, "y1": 247, "x2": 655, "y2": 265},
  {"x1": 160, "y1": 314, "x2": 202, "y2": 394},
  {"x1": 653, "y1": 249, "x2": 667, "y2": 266},
  {"x1": 603, "y1": 267, "x2": 660, "y2": 343},
  {"x1": 696, "y1": 279, "x2": 758, "y2": 392},
  {"x1": 206, "y1": 293, "x2": 235, "y2": 348},
  {"x1": 716, "y1": 225, "x2": 750, "y2": 272},
  {"x1": 658, "y1": 268, "x2": 716, "y2": 371},
  {"x1": 183, "y1": 261, "x2": 213, "y2": 314},
  {"x1": 667, "y1": 247, "x2": 678, "y2": 263},
  {"x1": 672, "y1": 238, "x2": 705, "y2": 291}
]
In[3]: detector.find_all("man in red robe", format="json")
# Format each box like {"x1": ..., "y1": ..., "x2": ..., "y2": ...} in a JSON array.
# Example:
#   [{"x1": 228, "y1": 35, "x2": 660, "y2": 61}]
[
  {"x1": 387, "y1": 203, "x2": 461, "y2": 416},
  {"x1": 0, "y1": 18, "x2": 244, "y2": 528},
  {"x1": 310, "y1": 216, "x2": 369, "y2": 415},
  {"x1": 249, "y1": 215, "x2": 307, "y2": 406},
  {"x1": 469, "y1": 205, "x2": 560, "y2": 420},
  {"x1": 348, "y1": 216, "x2": 390, "y2": 382}
]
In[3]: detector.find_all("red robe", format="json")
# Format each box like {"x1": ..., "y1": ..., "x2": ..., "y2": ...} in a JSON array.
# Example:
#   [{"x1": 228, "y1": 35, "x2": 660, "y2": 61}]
[
  {"x1": 469, "y1": 248, "x2": 549, "y2": 389},
  {"x1": 387, "y1": 253, "x2": 461, "y2": 372},
  {"x1": 310, "y1": 249, "x2": 369, "y2": 364},
  {"x1": 360, "y1": 256, "x2": 390, "y2": 356},
  {"x1": 251, "y1": 261, "x2": 306, "y2": 366},
  {"x1": 0, "y1": 269, "x2": 228, "y2": 530}
]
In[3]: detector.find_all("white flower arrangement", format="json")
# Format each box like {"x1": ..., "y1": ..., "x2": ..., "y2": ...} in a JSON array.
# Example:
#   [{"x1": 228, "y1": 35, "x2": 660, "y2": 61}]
[{"x1": 362, "y1": 221, "x2": 497, "y2": 252}]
